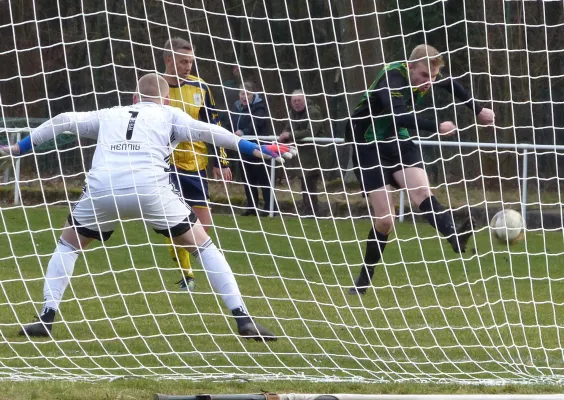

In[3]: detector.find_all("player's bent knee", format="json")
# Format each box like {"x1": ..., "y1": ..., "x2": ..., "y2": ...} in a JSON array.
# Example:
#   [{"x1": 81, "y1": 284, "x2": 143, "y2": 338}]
[
  {"x1": 60, "y1": 225, "x2": 93, "y2": 250},
  {"x1": 374, "y1": 216, "x2": 394, "y2": 235},
  {"x1": 411, "y1": 187, "x2": 432, "y2": 206}
]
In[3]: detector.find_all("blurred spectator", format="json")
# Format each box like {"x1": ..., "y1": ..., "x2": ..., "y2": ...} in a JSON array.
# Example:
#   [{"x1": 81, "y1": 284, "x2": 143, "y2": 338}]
[
  {"x1": 279, "y1": 90, "x2": 326, "y2": 217},
  {"x1": 229, "y1": 81, "x2": 273, "y2": 216},
  {"x1": 220, "y1": 66, "x2": 242, "y2": 125},
  {"x1": 219, "y1": 66, "x2": 243, "y2": 180}
]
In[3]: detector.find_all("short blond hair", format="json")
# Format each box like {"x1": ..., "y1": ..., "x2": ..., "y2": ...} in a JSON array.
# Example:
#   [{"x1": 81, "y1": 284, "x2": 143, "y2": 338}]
[
  {"x1": 137, "y1": 73, "x2": 169, "y2": 101},
  {"x1": 163, "y1": 38, "x2": 194, "y2": 62},
  {"x1": 409, "y1": 44, "x2": 444, "y2": 68}
]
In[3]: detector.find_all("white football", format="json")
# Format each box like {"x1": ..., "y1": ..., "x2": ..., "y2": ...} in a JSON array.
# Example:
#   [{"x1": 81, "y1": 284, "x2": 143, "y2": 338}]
[{"x1": 490, "y1": 209, "x2": 525, "y2": 244}]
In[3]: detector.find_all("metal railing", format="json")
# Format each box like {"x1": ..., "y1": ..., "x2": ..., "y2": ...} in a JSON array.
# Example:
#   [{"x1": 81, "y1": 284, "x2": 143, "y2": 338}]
[
  {"x1": 2, "y1": 127, "x2": 561, "y2": 223},
  {"x1": 1, "y1": 129, "x2": 23, "y2": 205},
  {"x1": 397, "y1": 140, "x2": 564, "y2": 223},
  {"x1": 241, "y1": 135, "x2": 345, "y2": 217},
  {"x1": 246, "y1": 136, "x2": 561, "y2": 222}
]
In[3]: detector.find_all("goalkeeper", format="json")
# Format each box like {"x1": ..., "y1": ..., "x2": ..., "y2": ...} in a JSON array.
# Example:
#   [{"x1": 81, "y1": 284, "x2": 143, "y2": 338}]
[
  {"x1": 3, "y1": 74, "x2": 295, "y2": 341},
  {"x1": 348, "y1": 44, "x2": 495, "y2": 295}
]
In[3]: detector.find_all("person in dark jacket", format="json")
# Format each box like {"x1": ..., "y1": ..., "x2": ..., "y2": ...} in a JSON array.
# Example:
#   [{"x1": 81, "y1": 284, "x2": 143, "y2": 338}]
[
  {"x1": 230, "y1": 82, "x2": 273, "y2": 216},
  {"x1": 279, "y1": 90, "x2": 326, "y2": 217}
]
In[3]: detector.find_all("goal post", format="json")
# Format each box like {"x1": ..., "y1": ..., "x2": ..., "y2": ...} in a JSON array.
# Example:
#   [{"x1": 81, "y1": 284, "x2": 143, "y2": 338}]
[{"x1": 1, "y1": 0, "x2": 564, "y2": 386}]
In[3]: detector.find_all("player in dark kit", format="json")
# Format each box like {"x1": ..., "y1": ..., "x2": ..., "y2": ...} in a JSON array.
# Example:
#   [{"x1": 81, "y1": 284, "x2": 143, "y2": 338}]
[{"x1": 348, "y1": 44, "x2": 495, "y2": 295}]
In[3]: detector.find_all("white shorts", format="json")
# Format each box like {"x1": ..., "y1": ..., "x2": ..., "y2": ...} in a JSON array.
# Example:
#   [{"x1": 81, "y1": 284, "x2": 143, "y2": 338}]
[{"x1": 68, "y1": 184, "x2": 196, "y2": 241}]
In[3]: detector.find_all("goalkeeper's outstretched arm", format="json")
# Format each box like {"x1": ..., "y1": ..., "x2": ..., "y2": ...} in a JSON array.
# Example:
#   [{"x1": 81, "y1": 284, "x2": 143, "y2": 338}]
[
  {"x1": 170, "y1": 108, "x2": 296, "y2": 163},
  {"x1": 2, "y1": 111, "x2": 100, "y2": 156}
]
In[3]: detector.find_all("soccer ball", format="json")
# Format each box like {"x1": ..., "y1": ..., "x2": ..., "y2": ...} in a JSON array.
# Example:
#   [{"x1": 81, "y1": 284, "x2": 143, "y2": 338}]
[{"x1": 490, "y1": 209, "x2": 525, "y2": 244}]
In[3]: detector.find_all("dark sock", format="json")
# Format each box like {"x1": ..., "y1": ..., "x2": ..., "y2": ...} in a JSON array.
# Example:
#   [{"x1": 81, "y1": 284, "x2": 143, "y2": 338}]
[
  {"x1": 418, "y1": 196, "x2": 456, "y2": 239},
  {"x1": 244, "y1": 185, "x2": 254, "y2": 208},
  {"x1": 355, "y1": 228, "x2": 388, "y2": 286},
  {"x1": 40, "y1": 307, "x2": 56, "y2": 323},
  {"x1": 251, "y1": 186, "x2": 259, "y2": 207},
  {"x1": 231, "y1": 307, "x2": 252, "y2": 326}
]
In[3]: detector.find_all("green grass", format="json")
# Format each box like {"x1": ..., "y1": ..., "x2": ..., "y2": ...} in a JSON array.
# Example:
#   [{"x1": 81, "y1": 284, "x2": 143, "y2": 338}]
[
  {"x1": 1, "y1": 206, "x2": 564, "y2": 397},
  {"x1": 1, "y1": 380, "x2": 564, "y2": 400}
]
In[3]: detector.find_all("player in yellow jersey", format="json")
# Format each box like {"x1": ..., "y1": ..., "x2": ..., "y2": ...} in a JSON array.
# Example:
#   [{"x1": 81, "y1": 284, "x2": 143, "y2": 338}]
[{"x1": 162, "y1": 38, "x2": 232, "y2": 291}]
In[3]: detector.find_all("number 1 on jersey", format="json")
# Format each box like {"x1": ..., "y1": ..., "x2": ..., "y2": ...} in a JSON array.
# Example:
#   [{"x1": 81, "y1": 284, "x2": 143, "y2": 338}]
[{"x1": 126, "y1": 111, "x2": 139, "y2": 140}]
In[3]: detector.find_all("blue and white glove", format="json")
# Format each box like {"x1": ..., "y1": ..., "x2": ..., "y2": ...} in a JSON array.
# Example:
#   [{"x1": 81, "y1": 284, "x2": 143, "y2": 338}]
[{"x1": 238, "y1": 140, "x2": 297, "y2": 164}]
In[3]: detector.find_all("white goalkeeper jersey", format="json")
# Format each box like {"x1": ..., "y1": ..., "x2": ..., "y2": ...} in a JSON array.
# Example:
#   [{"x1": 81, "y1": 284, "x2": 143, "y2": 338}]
[{"x1": 29, "y1": 102, "x2": 241, "y2": 191}]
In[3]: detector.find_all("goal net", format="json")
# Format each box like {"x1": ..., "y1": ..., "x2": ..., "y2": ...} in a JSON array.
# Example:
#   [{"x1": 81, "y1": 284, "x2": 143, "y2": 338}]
[{"x1": 1, "y1": 0, "x2": 564, "y2": 385}]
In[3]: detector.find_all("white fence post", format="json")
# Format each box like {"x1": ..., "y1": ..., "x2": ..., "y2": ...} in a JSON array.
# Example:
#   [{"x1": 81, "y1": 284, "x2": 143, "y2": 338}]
[
  {"x1": 521, "y1": 149, "x2": 528, "y2": 223},
  {"x1": 398, "y1": 190, "x2": 405, "y2": 222},
  {"x1": 14, "y1": 131, "x2": 21, "y2": 205},
  {"x1": 0, "y1": 130, "x2": 25, "y2": 204},
  {"x1": 2, "y1": 132, "x2": 15, "y2": 184},
  {"x1": 269, "y1": 156, "x2": 276, "y2": 217}
]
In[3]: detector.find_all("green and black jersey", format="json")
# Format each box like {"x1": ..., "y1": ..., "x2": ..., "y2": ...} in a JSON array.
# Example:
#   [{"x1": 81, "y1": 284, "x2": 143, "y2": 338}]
[{"x1": 350, "y1": 62, "x2": 483, "y2": 143}]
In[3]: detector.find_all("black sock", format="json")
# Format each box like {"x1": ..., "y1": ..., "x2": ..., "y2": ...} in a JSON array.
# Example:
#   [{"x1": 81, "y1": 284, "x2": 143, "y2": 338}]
[
  {"x1": 231, "y1": 307, "x2": 252, "y2": 325},
  {"x1": 40, "y1": 307, "x2": 56, "y2": 323},
  {"x1": 356, "y1": 228, "x2": 388, "y2": 286},
  {"x1": 419, "y1": 196, "x2": 456, "y2": 239}
]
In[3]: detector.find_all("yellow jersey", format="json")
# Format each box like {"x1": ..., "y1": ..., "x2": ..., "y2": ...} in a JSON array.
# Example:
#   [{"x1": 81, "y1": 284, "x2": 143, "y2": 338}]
[{"x1": 169, "y1": 74, "x2": 228, "y2": 172}]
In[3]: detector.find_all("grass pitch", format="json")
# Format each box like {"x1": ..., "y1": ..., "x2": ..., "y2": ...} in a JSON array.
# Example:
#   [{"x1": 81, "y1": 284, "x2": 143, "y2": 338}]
[{"x1": 1, "y1": 205, "x2": 564, "y2": 397}]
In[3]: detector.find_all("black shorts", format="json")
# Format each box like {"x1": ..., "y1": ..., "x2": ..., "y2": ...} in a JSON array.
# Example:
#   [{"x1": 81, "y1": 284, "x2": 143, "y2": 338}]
[{"x1": 352, "y1": 138, "x2": 424, "y2": 192}]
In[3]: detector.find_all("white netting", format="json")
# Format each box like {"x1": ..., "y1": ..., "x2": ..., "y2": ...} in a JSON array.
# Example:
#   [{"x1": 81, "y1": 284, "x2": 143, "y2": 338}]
[{"x1": 1, "y1": 0, "x2": 564, "y2": 384}]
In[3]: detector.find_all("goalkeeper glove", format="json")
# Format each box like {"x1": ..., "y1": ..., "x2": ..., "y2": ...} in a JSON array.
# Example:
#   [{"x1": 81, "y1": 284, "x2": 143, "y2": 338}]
[
  {"x1": 257, "y1": 143, "x2": 297, "y2": 163},
  {"x1": 238, "y1": 140, "x2": 297, "y2": 164}
]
